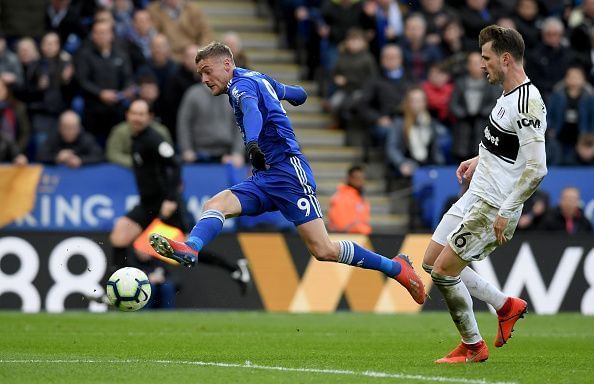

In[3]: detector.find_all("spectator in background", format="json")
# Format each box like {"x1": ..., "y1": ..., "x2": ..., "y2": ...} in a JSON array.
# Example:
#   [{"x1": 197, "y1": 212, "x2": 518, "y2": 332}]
[
  {"x1": 176, "y1": 82, "x2": 244, "y2": 167},
  {"x1": 161, "y1": 44, "x2": 200, "y2": 142},
  {"x1": 459, "y1": 0, "x2": 493, "y2": 49},
  {"x1": 328, "y1": 165, "x2": 371, "y2": 234},
  {"x1": 319, "y1": 0, "x2": 375, "y2": 95},
  {"x1": 222, "y1": 32, "x2": 250, "y2": 70},
  {"x1": 422, "y1": 63, "x2": 454, "y2": 125},
  {"x1": 329, "y1": 28, "x2": 377, "y2": 127},
  {"x1": 369, "y1": 0, "x2": 404, "y2": 59},
  {"x1": 0, "y1": 35, "x2": 23, "y2": 86},
  {"x1": 568, "y1": 0, "x2": 594, "y2": 54},
  {"x1": 34, "y1": 32, "x2": 75, "y2": 147},
  {"x1": 75, "y1": 21, "x2": 135, "y2": 144},
  {"x1": 495, "y1": 16, "x2": 516, "y2": 30},
  {"x1": 358, "y1": 44, "x2": 411, "y2": 145},
  {"x1": 449, "y1": 51, "x2": 500, "y2": 163},
  {"x1": 512, "y1": 0, "x2": 542, "y2": 50},
  {"x1": 122, "y1": 9, "x2": 155, "y2": 73},
  {"x1": 0, "y1": 133, "x2": 28, "y2": 165},
  {"x1": 37, "y1": 110, "x2": 104, "y2": 167},
  {"x1": 112, "y1": 0, "x2": 135, "y2": 39},
  {"x1": 147, "y1": 0, "x2": 212, "y2": 61},
  {"x1": 546, "y1": 65, "x2": 592, "y2": 165},
  {"x1": 400, "y1": 13, "x2": 442, "y2": 81},
  {"x1": 527, "y1": 17, "x2": 574, "y2": 100},
  {"x1": 439, "y1": 18, "x2": 470, "y2": 80},
  {"x1": 136, "y1": 75, "x2": 163, "y2": 122},
  {"x1": 385, "y1": 87, "x2": 446, "y2": 178},
  {"x1": 14, "y1": 38, "x2": 49, "y2": 128},
  {"x1": 0, "y1": 78, "x2": 31, "y2": 154},
  {"x1": 575, "y1": 25, "x2": 594, "y2": 85},
  {"x1": 517, "y1": 189, "x2": 550, "y2": 230},
  {"x1": 420, "y1": 0, "x2": 456, "y2": 46},
  {"x1": 146, "y1": 34, "x2": 178, "y2": 99},
  {"x1": 106, "y1": 102, "x2": 171, "y2": 168},
  {"x1": 45, "y1": 0, "x2": 86, "y2": 53},
  {"x1": 566, "y1": 132, "x2": 594, "y2": 166},
  {"x1": 541, "y1": 186, "x2": 593, "y2": 233}
]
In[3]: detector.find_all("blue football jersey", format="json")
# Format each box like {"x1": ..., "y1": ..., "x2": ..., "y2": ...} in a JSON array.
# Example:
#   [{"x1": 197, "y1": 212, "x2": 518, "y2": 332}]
[{"x1": 227, "y1": 67, "x2": 302, "y2": 165}]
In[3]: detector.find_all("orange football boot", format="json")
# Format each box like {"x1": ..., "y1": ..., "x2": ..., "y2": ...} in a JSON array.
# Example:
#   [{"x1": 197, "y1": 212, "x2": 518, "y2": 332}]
[
  {"x1": 495, "y1": 297, "x2": 528, "y2": 347},
  {"x1": 391, "y1": 254, "x2": 426, "y2": 305},
  {"x1": 435, "y1": 340, "x2": 489, "y2": 364}
]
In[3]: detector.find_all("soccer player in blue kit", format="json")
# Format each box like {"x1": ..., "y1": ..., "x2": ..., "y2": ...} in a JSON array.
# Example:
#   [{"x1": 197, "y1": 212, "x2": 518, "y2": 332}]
[{"x1": 149, "y1": 42, "x2": 425, "y2": 304}]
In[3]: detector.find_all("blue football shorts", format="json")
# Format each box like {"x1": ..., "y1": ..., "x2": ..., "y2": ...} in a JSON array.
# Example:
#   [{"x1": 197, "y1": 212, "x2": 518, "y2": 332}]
[{"x1": 229, "y1": 154, "x2": 323, "y2": 226}]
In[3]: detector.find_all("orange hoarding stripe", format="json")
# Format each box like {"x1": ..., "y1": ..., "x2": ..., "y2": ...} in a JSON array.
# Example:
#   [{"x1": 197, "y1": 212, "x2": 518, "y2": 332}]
[{"x1": 238, "y1": 233, "x2": 299, "y2": 312}]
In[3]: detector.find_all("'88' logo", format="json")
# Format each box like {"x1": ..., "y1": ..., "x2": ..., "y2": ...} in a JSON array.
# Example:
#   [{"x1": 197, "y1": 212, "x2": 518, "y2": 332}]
[{"x1": 0, "y1": 236, "x2": 107, "y2": 313}]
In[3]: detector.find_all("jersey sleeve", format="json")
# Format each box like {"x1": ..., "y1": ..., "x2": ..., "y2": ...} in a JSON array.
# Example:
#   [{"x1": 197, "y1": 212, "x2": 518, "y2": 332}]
[
  {"x1": 516, "y1": 94, "x2": 547, "y2": 147},
  {"x1": 263, "y1": 74, "x2": 307, "y2": 106},
  {"x1": 230, "y1": 78, "x2": 258, "y2": 105}
]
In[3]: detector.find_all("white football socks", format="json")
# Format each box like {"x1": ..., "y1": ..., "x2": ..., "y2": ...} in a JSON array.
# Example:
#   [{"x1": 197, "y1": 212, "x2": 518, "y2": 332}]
[
  {"x1": 460, "y1": 266, "x2": 507, "y2": 311},
  {"x1": 423, "y1": 263, "x2": 506, "y2": 311},
  {"x1": 432, "y1": 271, "x2": 483, "y2": 345}
]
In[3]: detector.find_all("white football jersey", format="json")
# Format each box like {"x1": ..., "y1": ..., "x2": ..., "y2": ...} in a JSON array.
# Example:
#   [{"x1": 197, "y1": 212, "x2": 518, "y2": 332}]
[{"x1": 469, "y1": 78, "x2": 547, "y2": 208}]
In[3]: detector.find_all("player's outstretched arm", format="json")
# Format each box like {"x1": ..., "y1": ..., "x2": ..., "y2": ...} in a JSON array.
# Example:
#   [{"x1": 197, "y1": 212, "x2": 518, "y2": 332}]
[{"x1": 281, "y1": 84, "x2": 307, "y2": 106}]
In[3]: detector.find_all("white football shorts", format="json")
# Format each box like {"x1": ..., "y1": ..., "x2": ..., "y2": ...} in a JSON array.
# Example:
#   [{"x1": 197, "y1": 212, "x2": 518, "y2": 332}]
[{"x1": 432, "y1": 192, "x2": 521, "y2": 262}]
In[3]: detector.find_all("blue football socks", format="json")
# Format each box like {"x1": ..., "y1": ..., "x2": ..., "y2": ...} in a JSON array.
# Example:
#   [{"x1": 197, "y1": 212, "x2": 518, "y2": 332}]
[
  {"x1": 186, "y1": 209, "x2": 225, "y2": 252},
  {"x1": 337, "y1": 240, "x2": 401, "y2": 277}
]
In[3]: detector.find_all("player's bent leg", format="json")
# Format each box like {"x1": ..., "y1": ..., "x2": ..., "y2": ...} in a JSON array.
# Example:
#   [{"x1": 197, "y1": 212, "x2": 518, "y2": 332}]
[
  {"x1": 110, "y1": 216, "x2": 143, "y2": 247},
  {"x1": 296, "y1": 218, "x2": 339, "y2": 261},
  {"x1": 296, "y1": 219, "x2": 426, "y2": 304},
  {"x1": 433, "y1": 245, "x2": 487, "y2": 363},
  {"x1": 110, "y1": 216, "x2": 143, "y2": 269},
  {"x1": 151, "y1": 190, "x2": 243, "y2": 267},
  {"x1": 422, "y1": 240, "x2": 445, "y2": 275}
]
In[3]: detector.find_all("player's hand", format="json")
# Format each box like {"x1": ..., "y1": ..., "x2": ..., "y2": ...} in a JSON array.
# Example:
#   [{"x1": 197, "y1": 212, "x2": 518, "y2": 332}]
[
  {"x1": 160, "y1": 200, "x2": 178, "y2": 219},
  {"x1": 246, "y1": 141, "x2": 267, "y2": 171},
  {"x1": 13, "y1": 154, "x2": 28, "y2": 166},
  {"x1": 99, "y1": 89, "x2": 118, "y2": 104},
  {"x1": 66, "y1": 155, "x2": 82, "y2": 168},
  {"x1": 182, "y1": 150, "x2": 196, "y2": 163},
  {"x1": 456, "y1": 156, "x2": 479, "y2": 184},
  {"x1": 493, "y1": 215, "x2": 509, "y2": 245}
]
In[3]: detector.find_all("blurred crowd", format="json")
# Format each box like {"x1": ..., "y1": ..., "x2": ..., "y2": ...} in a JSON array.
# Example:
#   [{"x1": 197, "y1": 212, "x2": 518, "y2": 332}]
[
  {"x1": 0, "y1": 0, "x2": 247, "y2": 169},
  {"x1": 269, "y1": 0, "x2": 594, "y2": 175}
]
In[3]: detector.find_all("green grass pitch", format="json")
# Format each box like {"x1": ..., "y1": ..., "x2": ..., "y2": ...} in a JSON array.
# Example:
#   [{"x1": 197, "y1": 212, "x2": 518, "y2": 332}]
[{"x1": 0, "y1": 311, "x2": 592, "y2": 383}]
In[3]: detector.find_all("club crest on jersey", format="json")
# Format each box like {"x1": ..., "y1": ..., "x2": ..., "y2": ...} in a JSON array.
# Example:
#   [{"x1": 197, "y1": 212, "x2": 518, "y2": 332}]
[{"x1": 497, "y1": 107, "x2": 505, "y2": 119}]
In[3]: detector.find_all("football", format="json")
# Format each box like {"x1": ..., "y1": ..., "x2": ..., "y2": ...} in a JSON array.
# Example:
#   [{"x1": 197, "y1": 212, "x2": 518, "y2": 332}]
[{"x1": 106, "y1": 267, "x2": 152, "y2": 312}]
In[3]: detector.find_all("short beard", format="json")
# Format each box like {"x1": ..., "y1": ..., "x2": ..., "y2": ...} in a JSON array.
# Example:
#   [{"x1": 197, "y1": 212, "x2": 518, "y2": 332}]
[{"x1": 487, "y1": 70, "x2": 503, "y2": 85}]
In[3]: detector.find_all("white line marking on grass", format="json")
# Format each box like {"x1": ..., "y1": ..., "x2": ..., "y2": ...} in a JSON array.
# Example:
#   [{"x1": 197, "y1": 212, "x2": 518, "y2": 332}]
[{"x1": 0, "y1": 359, "x2": 517, "y2": 384}]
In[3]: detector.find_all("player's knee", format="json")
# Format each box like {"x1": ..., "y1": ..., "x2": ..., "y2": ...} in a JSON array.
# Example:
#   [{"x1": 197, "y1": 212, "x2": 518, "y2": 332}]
[
  {"x1": 308, "y1": 243, "x2": 337, "y2": 262},
  {"x1": 422, "y1": 263, "x2": 433, "y2": 275},
  {"x1": 203, "y1": 198, "x2": 224, "y2": 212},
  {"x1": 431, "y1": 263, "x2": 449, "y2": 277},
  {"x1": 109, "y1": 228, "x2": 127, "y2": 247}
]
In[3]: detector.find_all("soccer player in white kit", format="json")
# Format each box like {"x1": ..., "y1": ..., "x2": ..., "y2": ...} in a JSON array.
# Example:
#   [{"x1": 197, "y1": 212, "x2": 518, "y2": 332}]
[{"x1": 422, "y1": 25, "x2": 548, "y2": 363}]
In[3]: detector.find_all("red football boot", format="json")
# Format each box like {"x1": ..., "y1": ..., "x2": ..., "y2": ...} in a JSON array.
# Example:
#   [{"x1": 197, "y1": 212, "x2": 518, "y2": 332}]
[
  {"x1": 435, "y1": 340, "x2": 489, "y2": 363},
  {"x1": 495, "y1": 297, "x2": 528, "y2": 347},
  {"x1": 149, "y1": 233, "x2": 198, "y2": 268},
  {"x1": 391, "y1": 254, "x2": 426, "y2": 304}
]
